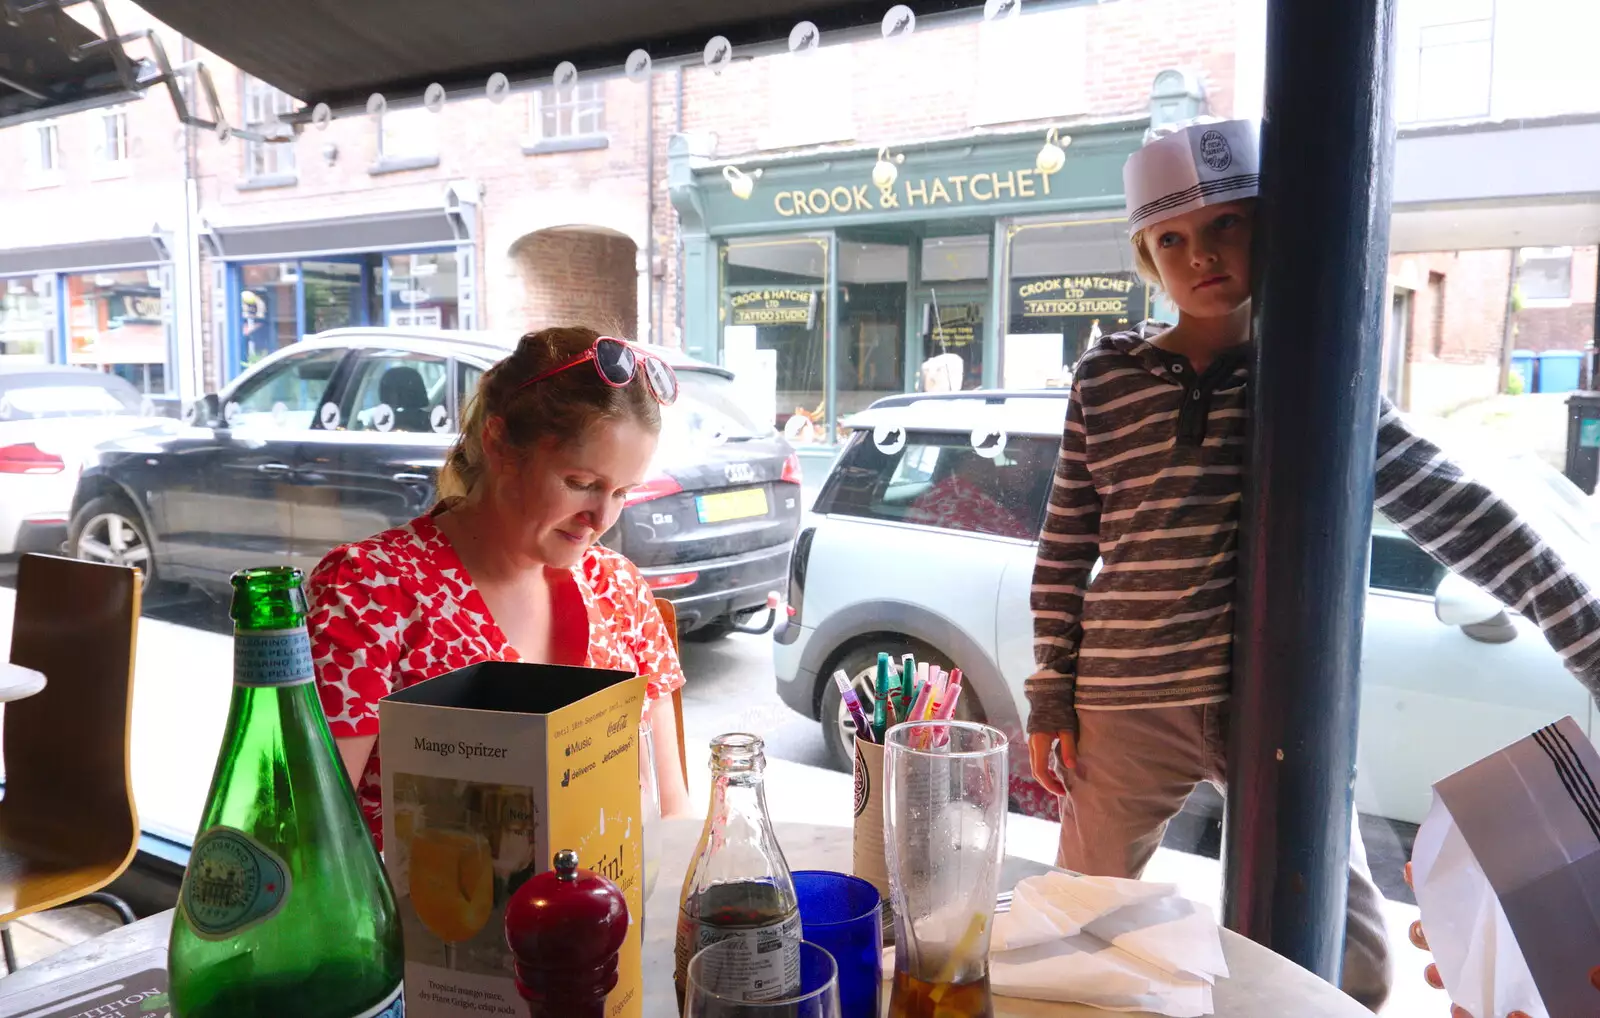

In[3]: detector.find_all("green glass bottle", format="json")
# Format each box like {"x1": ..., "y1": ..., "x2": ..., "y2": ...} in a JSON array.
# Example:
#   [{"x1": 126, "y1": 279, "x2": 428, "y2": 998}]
[{"x1": 169, "y1": 567, "x2": 404, "y2": 1018}]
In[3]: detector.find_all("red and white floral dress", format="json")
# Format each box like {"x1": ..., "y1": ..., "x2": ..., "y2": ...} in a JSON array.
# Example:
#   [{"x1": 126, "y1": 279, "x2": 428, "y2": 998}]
[{"x1": 306, "y1": 513, "x2": 685, "y2": 849}]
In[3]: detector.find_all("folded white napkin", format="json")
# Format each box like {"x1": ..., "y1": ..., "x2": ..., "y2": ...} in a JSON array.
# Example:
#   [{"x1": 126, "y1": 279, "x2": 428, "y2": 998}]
[{"x1": 988, "y1": 871, "x2": 1229, "y2": 1017}]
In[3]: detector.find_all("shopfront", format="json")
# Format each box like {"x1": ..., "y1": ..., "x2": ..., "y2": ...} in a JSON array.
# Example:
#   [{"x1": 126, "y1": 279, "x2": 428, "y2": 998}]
[
  {"x1": 669, "y1": 121, "x2": 1170, "y2": 449},
  {"x1": 207, "y1": 189, "x2": 478, "y2": 381},
  {"x1": 0, "y1": 237, "x2": 178, "y2": 398}
]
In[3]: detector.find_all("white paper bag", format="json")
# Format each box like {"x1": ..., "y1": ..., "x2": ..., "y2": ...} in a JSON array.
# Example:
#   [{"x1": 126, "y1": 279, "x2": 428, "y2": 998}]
[{"x1": 1410, "y1": 715, "x2": 1600, "y2": 1018}]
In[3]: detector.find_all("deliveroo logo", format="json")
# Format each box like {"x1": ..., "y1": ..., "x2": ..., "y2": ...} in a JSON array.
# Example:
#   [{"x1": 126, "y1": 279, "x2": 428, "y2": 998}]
[{"x1": 181, "y1": 826, "x2": 290, "y2": 940}]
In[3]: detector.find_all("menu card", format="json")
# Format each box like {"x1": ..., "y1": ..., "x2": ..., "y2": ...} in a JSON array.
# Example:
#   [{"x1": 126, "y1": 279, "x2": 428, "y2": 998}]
[{"x1": 0, "y1": 949, "x2": 168, "y2": 1018}]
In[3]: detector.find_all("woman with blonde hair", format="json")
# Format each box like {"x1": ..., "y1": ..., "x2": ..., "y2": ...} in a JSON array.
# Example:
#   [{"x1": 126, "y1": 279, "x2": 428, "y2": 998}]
[{"x1": 307, "y1": 326, "x2": 692, "y2": 849}]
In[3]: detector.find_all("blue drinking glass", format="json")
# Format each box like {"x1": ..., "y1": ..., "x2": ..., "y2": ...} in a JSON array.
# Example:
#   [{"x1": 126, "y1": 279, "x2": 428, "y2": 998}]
[{"x1": 793, "y1": 870, "x2": 883, "y2": 1018}]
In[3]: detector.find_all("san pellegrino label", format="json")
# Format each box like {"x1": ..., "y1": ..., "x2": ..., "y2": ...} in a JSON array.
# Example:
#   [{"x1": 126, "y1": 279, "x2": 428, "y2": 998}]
[
  {"x1": 234, "y1": 625, "x2": 314, "y2": 687},
  {"x1": 181, "y1": 826, "x2": 291, "y2": 940}
]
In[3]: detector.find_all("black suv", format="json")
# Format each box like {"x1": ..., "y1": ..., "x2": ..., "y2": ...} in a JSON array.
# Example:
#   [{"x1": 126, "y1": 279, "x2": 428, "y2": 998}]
[{"x1": 68, "y1": 329, "x2": 801, "y2": 633}]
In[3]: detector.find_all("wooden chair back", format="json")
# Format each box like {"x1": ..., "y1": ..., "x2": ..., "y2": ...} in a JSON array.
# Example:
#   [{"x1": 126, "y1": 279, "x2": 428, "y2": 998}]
[
  {"x1": 0, "y1": 554, "x2": 141, "y2": 923},
  {"x1": 654, "y1": 597, "x2": 689, "y2": 790}
]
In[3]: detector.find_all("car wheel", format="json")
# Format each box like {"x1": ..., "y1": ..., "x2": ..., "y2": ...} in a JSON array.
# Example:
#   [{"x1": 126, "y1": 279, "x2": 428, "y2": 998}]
[
  {"x1": 818, "y1": 639, "x2": 984, "y2": 772},
  {"x1": 68, "y1": 496, "x2": 156, "y2": 590}
]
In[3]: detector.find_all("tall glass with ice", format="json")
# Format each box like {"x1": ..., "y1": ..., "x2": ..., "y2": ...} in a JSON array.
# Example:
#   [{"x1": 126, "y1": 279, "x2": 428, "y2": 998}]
[{"x1": 883, "y1": 721, "x2": 1007, "y2": 1018}]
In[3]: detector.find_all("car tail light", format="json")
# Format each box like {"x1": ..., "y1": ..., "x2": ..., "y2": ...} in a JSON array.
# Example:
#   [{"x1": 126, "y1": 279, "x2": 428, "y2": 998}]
[
  {"x1": 647, "y1": 571, "x2": 699, "y2": 591},
  {"x1": 786, "y1": 526, "x2": 815, "y2": 627},
  {"x1": 0, "y1": 444, "x2": 65, "y2": 475},
  {"x1": 624, "y1": 473, "x2": 683, "y2": 507},
  {"x1": 780, "y1": 451, "x2": 803, "y2": 485}
]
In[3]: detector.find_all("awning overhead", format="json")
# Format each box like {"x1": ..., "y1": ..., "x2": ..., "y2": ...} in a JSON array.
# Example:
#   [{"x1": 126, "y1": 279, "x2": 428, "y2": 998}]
[
  {"x1": 129, "y1": 0, "x2": 938, "y2": 111},
  {"x1": 0, "y1": 5, "x2": 151, "y2": 128}
]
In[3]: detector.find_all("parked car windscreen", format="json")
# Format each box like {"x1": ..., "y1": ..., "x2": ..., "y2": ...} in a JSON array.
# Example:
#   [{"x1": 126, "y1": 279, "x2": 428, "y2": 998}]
[
  {"x1": 0, "y1": 374, "x2": 145, "y2": 420},
  {"x1": 817, "y1": 429, "x2": 1059, "y2": 541},
  {"x1": 662, "y1": 369, "x2": 775, "y2": 446}
]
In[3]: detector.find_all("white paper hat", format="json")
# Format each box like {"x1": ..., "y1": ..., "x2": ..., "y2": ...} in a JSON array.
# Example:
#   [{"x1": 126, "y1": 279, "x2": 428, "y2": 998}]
[{"x1": 1124, "y1": 117, "x2": 1260, "y2": 234}]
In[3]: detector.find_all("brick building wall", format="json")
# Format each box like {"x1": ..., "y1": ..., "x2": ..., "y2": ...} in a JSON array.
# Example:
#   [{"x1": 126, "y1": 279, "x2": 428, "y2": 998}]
[
  {"x1": 511, "y1": 231, "x2": 638, "y2": 334},
  {"x1": 1388, "y1": 250, "x2": 1513, "y2": 415}
]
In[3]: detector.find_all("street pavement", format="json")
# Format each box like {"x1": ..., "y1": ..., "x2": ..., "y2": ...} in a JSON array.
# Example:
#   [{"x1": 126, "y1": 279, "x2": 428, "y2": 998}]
[{"x1": 0, "y1": 567, "x2": 1447, "y2": 1014}]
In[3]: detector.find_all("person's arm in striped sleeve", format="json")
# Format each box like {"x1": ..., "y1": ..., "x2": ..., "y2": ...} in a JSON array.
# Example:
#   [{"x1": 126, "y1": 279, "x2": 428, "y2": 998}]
[
  {"x1": 1027, "y1": 380, "x2": 1102, "y2": 792},
  {"x1": 1373, "y1": 397, "x2": 1600, "y2": 699}
]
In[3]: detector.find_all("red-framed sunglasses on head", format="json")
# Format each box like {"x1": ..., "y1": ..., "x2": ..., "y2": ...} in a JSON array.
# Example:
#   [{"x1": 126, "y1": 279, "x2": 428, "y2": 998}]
[{"x1": 518, "y1": 336, "x2": 678, "y2": 405}]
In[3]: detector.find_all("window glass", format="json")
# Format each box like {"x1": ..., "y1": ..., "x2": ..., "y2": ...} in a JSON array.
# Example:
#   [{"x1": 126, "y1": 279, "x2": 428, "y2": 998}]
[
  {"x1": 239, "y1": 262, "x2": 300, "y2": 367},
  {"x1": 94, "y1": 108, "x2": 130, "y2": 167},
  {"x1": 64, "y1": 268, "x2": 171, "y2": 395},
  {"x1": 1516, "y1": 247, "x2": 1574, "y2": 304},
  {"x1": 386, "y1": 252, "x2": 460, "y2": 328},
  {"x1": 243, "y1": 76, "x2": 298, "y2": 177},
  {"x1": 1368, "y1": 526, "x2": 1448, "y2": 597},
  {"x1": 530, "y1": 82, "x2": 606, "y2": 140},
  {"x1": 342, "y1": 352, "x2": 449, "y2": 433},
  {"x1": 817, "y1": 430, "x2": 1057, "y2": 541},
  {"x1": 838, "y1": 242, "x2": 907, "y2": 418},
  {"x1": 724, "y1": 236, "x2": 829, "y2": 442},
  {"x1": 0, "y1": 276, "x2": 53, "y2": 363},
  {"x1": 380, "y1": 106, "x2": 439, "y2": 160},
  {"x1": 227, "y1": 348, "x2": 344, "y2": 430},
  {"x1": 457, "y1": 361, "x2": 484, "y2": 417}
]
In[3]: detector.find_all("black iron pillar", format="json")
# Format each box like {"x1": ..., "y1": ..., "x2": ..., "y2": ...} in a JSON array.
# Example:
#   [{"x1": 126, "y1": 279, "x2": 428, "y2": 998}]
[{"x1": 1223, "y1": 0, "x2": 1397, "y2": 983}]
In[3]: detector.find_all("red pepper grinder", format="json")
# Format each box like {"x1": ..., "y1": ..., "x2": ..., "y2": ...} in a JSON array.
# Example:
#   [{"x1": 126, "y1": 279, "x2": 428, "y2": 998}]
[{"x1": 504, "y1": 848, "x2": 630, "y2": 1018}]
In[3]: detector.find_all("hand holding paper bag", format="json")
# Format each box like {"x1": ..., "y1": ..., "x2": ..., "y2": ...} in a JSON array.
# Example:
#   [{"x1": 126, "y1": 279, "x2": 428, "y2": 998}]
[{"x1": 1410, "y1": 716, "x2": 1600, "y2": 1018}]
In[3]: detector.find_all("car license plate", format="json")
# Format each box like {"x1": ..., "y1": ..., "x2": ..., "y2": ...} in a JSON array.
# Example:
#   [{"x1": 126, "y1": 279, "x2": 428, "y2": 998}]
[{"x1": 696, "y1": 487, "x2": 769, "y2": 524}]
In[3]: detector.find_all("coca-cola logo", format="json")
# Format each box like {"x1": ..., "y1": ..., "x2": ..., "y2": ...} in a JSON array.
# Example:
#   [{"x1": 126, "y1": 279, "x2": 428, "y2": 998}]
[{"x1": 853, "y1": 748, "x2": 870, "y2": 818}]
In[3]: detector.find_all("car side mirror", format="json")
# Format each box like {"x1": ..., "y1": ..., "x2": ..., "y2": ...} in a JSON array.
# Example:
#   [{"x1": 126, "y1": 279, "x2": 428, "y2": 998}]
[
  {"x1": 185, "y1": 393, "x2": 222, "y2": 428},
  {"x1": 1434, "y1": 572, "x2": 1516, "y2": 643}
]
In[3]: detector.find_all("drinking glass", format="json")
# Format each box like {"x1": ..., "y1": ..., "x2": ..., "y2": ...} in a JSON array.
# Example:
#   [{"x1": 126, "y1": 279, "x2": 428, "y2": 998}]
[
  {"x1": 883, "y1": 721, "x2": 1007, "y2": 1018},
  {"x1": 409, "y1": 821, "x2": 494, "y2": 970},
  {"x1": 685, "y1": 937, "x2": 841, "y2": 1018},
  {"x1": 793, "y1": 871, "x2": 882, "y2": 1018}
]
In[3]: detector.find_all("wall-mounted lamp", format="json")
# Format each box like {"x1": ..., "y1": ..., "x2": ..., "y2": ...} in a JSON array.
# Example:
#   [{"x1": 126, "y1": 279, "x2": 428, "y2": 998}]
[
  {"x1": 872, "y1": 147, "x2": 905, "y2": 190},
  {"x1": 724, "y1": 164, "x2": 762, "y2": 200},
  {"x1": 1036, "y1": 127, "x2": 1071, "y2": 175}
]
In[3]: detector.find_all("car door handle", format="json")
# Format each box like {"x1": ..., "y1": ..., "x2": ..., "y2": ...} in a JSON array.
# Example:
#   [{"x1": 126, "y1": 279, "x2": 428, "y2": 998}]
[
  {"x1": 257, "y1": 462, "x2": 295, "y2": 476},
  {"x1": 392, "y1": 472, "x2": 431, "y2": 484}
]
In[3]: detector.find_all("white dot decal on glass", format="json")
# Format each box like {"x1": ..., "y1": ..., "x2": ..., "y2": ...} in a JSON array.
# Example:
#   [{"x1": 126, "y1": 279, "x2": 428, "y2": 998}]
[
  {"x1": 882, "y1": 5, "x2": 916, "y2": 40},
  {"x1": 984, "y1": 0, "x2": 1021, "y2": 20},
  {"x1": 372, "y1": 404, "x2": 396, "y2": 432},
  {"x1": 223, "y1": 401, "x2": 240, "y2": 426},
  {"x1": 184, "y1": 401, "x2": 203, "y2": 425},
  {"x1": 553, "y1": 61, "x2": 578, "y2": 88},
  {"x1": 312, "y1": 103, "x2": 333, "y2": 130},
  {"x1": 430, "y1": 405, "x2": 450, "y2": 433},
  {"x1": 271, "y1": 401, "x2": 289, "y2": 426},
  {"x1": 708, "y1": 426, "x2": 729, "y2": 447},
  {"x1": 215, "y1": 122, "x2": 232, "y2": 143},
  {"x1": 971, "y1": 427, "x2": 1007, "y2": 459},
  {"x1": 320, "y1": 402, "x2": 341, "y2": 430},
  {"x1": 486, "y1": 72, "x2": 511, "y2": 103},
  {"x1": 789, "y1": 21, "x2": 820, "y2": 54},
  {"x1": 366, "y1": 93, "x2": 387, "y2": 118},
  {"x1": 704, "y1": 36, "x2": 733, "y2": 74},
  {"x1": 626, "y1": 49, "x2": 653, "y2": 83},
  {"x1": 873, "y1": 423, "x2": 907, "y2": 456},
  {"x1": 424, "y1": 83, "x2": 446, "y2": 113}
]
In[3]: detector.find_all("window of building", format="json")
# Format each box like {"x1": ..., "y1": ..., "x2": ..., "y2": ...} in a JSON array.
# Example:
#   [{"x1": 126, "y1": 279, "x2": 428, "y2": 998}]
[
  {"x1": 1411, "y1": 0, "x2": 1494, "y2": 122},
  {"x1": 972, "y1": 5, "x2": 1090, "y2": 126},
  {"x1": 93, "y1": 107, "x2": 130, "y2": 171},
  {"x1": 1517, "y1": 247, "x2": 1573, "y2": 306},
  {"x1": 529, "y1": 82, "x2": 606, "y2": 142},
  {"x1": 27, "y1": 122, "x2": 61, "y2": 184},
  {"x1": 65, "y1": 268, "x2": 172, "y2": 395},
  {"x1": 761, "y1": 45, "x2": 854, "y2": 149},
  {"x1": 723, "y1": 236, "x2": 829, "y2": 442},
  {"x1": 385, "y1": 251, "x2": 460, "y2": 329},
  {"x1": 0, "y1": 276, "x2": 53, "y2": 363},
  {"x1": 243, "y1": 76, "x2": 298, "y2": 179},
  {"x1": 1005, "y1": 216, "x2": 1147, "y2": 388},
  {"x1": 378, "y1": 106, "x2": 439, "y2": 165}
]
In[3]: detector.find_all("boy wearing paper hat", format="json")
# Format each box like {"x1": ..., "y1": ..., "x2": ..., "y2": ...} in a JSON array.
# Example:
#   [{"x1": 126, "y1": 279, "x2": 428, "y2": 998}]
[{"x1": 1024, "y1": 117, "x2": 1600, "y2": 1011}]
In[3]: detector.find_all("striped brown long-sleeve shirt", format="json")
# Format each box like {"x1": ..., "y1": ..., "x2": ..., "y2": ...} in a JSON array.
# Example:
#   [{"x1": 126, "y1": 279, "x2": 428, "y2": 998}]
[{"x1": 1025, "y1": 323, "x2": 1600, "y2": 734}]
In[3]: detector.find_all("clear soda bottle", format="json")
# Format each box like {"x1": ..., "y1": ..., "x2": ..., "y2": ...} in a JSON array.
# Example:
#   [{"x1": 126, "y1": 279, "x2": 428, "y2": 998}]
[{"x1": 672, "y1": 733, "x2": 802, "y2": 1013}]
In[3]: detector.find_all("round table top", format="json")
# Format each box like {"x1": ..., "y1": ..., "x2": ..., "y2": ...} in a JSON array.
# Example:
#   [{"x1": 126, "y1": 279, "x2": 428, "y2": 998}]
[
  {"x1": 645, "y1": 817, "x2": 1371, "y2": 1018},
  {"x1": 0, "y1": 661, "x2": 46, "y2": 703}
]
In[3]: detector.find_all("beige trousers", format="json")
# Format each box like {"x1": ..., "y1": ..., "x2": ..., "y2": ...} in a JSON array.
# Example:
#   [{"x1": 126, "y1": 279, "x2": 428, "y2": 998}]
[{"x1": 1055, "y1": 703, "x2": 1393, "y2": 1012}]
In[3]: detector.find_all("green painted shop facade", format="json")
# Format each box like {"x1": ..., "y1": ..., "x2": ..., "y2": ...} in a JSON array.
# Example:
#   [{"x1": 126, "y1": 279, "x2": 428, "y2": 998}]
[{"x1": 668, "y1": 117, "x2": 1180, "y2": 451}]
